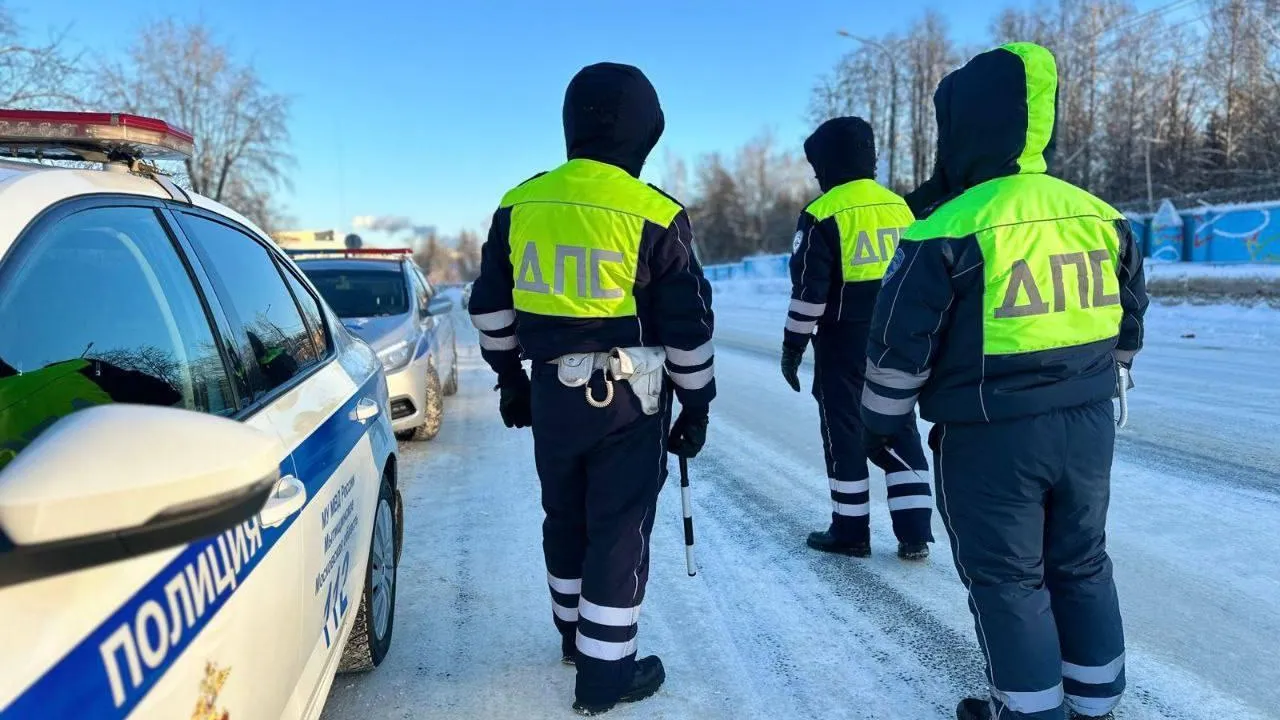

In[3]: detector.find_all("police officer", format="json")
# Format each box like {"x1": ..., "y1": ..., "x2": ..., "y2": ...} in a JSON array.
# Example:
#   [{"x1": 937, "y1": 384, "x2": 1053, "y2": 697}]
[
  {"x1": 860, "y1": 43, "x2": 1148, "y2": 720},
  {"x1": 781, "y1": 116, "x2": 933, "y2": 561},
  {"x1": 468, "y1": 62, "x2": 715, "y2": 716}
]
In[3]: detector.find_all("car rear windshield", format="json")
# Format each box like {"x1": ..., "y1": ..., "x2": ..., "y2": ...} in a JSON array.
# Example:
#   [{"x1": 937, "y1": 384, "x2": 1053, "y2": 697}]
[{"x1": 302, "y1": 268, "x2": 409, "y2": 318}]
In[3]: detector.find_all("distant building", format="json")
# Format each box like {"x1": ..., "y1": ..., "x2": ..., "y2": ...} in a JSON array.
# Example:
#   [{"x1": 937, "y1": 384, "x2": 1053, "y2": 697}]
[{"x1": 271, "y1": 229, "x2": 340, "y2": 249}]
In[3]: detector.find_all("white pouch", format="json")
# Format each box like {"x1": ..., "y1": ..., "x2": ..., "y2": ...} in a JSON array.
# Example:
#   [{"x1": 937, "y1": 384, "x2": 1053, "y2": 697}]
[{"x1": 608, "y1": 347, "x2": 667, "y2": 415}]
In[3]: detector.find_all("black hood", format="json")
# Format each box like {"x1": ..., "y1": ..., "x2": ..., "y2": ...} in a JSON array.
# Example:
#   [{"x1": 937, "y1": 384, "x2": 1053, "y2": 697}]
[
  {"x1": 803, "y1": 116, "x2": 877, "y2": 192},
  {"x1": 932, "y1": 42, "x2": 1059, "y2": 191},
  {"x1": 563, "y1": 63, "x2": 665, "y2": 178}
]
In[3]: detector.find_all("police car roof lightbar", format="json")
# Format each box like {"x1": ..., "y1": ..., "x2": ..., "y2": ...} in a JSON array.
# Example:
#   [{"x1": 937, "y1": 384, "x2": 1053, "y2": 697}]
[
  {"x1": 284, "y1": 248, "x2": 413, "y2": 259},
  {"x1": 0, "y1": 110, "x2": 195, "y2": 163}
]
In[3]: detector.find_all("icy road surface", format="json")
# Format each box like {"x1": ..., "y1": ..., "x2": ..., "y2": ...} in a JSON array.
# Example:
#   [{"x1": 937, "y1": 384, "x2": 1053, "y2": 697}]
[{"x1": 323, "y1": 299, "x2": 1280, "y2": 720}]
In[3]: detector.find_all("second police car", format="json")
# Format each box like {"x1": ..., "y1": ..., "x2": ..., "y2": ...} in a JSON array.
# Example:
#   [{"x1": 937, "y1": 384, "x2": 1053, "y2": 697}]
[
  {"x1": 290, "y1": 249, "x2": 458, "y2": 442},
  {"x1": 0, "y1": 111, "x2": 402, "y2": 719}
]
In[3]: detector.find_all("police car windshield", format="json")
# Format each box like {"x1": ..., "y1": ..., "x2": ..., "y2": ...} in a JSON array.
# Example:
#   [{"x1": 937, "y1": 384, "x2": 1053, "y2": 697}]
[{"x1": 303, "y1": 268, "x2": 410, "y2": 318}]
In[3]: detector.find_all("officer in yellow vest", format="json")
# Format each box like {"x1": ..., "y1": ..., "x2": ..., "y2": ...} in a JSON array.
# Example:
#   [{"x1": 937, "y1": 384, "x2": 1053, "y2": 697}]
[
  {"x1": 860, "y1": 44, "x2": 1148, "y2": 720},
  {"x1": 468, "y1": 62, "x2": 715, "y2": 716},
  {"x1": 780, "y1": 116, "x2": 934, "y2": 560}
]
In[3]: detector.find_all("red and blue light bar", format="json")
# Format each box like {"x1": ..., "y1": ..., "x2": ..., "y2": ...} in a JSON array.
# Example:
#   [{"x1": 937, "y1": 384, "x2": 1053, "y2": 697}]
[
  {"x1": 283, "y1": 248, "x2": 413, "y2": 259},
  {"x1": 0, "y1": 110, "x2": 195, "y2": 162}
]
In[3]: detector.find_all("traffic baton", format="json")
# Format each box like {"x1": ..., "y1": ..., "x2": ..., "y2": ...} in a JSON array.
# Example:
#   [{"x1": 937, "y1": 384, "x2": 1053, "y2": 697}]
[
  {"x1": 1116, "y1": 366, "x2": 1133, "y2": 429},
  {"x1": 678, "y1": 456, "x2": 697, "y2": 577}
]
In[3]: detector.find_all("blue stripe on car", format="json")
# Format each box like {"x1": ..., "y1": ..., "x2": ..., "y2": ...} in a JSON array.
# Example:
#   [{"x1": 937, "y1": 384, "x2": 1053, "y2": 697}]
[
  {"x1": 2, "y1": 370, "x2": 382, "y2": 720},
  {"x1": 412, "y1": 326, "x2": 435, "y2": 361}
]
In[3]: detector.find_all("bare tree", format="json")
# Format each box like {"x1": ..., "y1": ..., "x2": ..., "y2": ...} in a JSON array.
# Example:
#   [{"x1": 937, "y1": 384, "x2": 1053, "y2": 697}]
[
  {"x1": 0, "y1": 3, "x2": 81, "y2": 108},
  {"x1": 95, "y1": 20, "x2": 293, "y2": 232},
  {"x1": 680, "y1": 133, "x2": 816, "y2": 264}
]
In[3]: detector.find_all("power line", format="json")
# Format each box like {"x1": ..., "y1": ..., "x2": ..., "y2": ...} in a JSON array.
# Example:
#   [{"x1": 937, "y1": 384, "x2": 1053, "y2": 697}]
[{"x1": 1090, "y1": 0, "x2": 1198, "y2": 40}]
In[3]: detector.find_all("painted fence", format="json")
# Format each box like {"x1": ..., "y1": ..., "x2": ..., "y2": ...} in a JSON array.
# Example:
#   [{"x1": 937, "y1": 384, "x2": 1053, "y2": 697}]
[{"x1": 702, "y1": 200, "x2": 1280, "y2": 280}]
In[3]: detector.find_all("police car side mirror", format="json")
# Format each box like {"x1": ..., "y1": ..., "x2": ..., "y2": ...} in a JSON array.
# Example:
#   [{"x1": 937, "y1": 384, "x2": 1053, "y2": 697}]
[
  {"x1": 0, "y1": 404, "x2": 282, "y2": 588},
  {"x1": 427, "y1": 295, "x2": 454, "y2": 316}
]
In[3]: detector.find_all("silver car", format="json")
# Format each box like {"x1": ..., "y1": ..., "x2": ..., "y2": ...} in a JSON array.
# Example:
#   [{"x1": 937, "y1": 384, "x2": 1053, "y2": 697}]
[{"x1": 293, "y1": 251, "x2": 458, "y2": 441}]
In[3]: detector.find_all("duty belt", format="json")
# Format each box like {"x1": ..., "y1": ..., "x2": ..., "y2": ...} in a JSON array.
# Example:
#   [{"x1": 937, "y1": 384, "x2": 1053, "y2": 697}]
[{"x1": 549, "y1": 347, "x2": 667, "y2": 414}]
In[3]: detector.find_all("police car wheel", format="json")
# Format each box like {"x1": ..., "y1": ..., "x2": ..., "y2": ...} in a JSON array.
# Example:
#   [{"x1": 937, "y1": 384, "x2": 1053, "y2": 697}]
[
  {"x1": 338, "y1": 475, "x2": 398, "y2": 673},
  {"x1": 409, "y1": 361, "x2": 443, "y2": 441}
]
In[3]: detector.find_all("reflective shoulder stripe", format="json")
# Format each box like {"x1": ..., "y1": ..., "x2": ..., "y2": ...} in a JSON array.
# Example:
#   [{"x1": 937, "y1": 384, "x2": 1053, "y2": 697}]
[
  {"x1": 479, "y1": 333, "x2": 518, "y2": 351},
  {"x1": 665, "y1": 340, "x2": 714, "y2": 367},
  {"x1": 866, "y1": 361, "x2": 930, "y2": 390},
  {"x1": 861, "y1": 385, "x2": 917, "y2": 416},
  {"x1": 788, "y1": 299, "x2": 826, "y2": 317},
  {"x1": 471, "y1": 309, "x2": 516, "y2": 331}
]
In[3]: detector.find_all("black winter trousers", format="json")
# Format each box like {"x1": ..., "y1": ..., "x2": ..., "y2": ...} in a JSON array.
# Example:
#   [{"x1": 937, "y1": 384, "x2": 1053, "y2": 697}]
[
  {"x1": 933, "y1": 401, "x2": 1126, "y2": 719},
  {"x1": 531, "y1": 365, "x2": 670, "y2": 706},
  {"x1": 812, "y1": 324, "x2": 933, "y2": 544}
]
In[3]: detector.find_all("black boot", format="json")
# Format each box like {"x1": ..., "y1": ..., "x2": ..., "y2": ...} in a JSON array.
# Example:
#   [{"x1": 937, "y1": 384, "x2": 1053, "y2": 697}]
[
  {"x1": 561, "y1": 633, "x2": 576, "y2": 666},
  {"x1": 1070, "y1": 711, "x2": 1115, "y2": 720},
  {"x1": 897, "y1": 541, "x2": 930, "y2": 561},
  {"x1": 806, "y1": 530, "x2": 871, "y2": 557},
  {"x1": 571, "y1": 655, "x2": 665, "y2": 715},
  {"x1": 955, "y1": 697, "x2": 992, "y2": 719}
]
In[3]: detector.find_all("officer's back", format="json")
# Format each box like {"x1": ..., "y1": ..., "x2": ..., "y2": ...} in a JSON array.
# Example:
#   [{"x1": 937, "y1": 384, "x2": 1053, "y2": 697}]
[
  {"x1": 467, "y1": 62, "x2": 713, "y2": 715},
  {"x1": 862, "y1": 42, "x2": 1148, "y2": 720},
  {"x1": 866, "y1": 43, "x2": 1147, "y2": 426}
]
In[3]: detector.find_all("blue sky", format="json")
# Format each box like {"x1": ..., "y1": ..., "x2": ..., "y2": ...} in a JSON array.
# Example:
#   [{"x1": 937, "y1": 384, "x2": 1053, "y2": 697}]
[{"x1": 20, "y1": 0, "x2": 1157, "y2": 241}]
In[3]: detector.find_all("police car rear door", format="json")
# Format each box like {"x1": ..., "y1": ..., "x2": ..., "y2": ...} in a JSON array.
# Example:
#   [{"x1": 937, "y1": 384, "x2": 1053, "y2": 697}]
[{"x1": 174, "y1": 214, "x2": 386, "y2": 715}]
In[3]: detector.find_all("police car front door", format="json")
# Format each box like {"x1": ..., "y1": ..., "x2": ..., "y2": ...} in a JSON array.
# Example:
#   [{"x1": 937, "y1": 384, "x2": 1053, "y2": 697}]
[{"x1": 0, "y1": 203, "x2": 305, "y2": 720}]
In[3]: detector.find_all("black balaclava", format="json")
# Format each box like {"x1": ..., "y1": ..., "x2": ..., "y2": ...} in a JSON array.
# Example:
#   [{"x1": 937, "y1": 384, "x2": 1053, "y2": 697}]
[
  {"x1": 803, "y1": 116, "x2": 877, "y2": 192},
  {"x1": 563, "y1": 62, "x2": 665, "y2": 178}
]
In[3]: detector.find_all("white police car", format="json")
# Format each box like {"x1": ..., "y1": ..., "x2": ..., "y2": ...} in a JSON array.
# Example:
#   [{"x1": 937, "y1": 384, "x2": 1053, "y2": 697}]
[
  {"x1": 0, "y1": 111, "x2": 402, "y2": 719},
  {"x1": 290, "y1": 250, "x2": 458, "y2": 441}
]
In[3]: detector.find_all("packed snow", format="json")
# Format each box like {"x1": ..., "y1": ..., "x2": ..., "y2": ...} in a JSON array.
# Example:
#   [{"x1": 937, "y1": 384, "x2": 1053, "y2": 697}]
[{"x1": 321, "y1": 286, "x2": 1280, "y2": 720}]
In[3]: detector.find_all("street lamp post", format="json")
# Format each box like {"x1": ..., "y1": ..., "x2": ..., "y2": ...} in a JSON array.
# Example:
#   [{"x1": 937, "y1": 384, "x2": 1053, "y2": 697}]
[
  {"x1": 1140, "y1": 136, "x2": 1166, "y2": 213},
  {"x1": 838, "y1": 30, "x2": 898, "y2": 188}
]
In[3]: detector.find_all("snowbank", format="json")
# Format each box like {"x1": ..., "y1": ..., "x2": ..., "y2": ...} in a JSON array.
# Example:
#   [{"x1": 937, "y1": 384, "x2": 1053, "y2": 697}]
[
  {"x1": 712, "y1": 263, "x2": 1280, "y2": 307},
  {"x1": 1144, "y1": 262, "x2": 1280, "y2": 304}
]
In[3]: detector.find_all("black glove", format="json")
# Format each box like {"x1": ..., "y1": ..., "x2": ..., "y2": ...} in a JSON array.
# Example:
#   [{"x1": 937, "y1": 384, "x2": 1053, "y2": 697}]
[
  {"x1": 780, "y1": 345, "x2": 804, "y2": 392},
  {"x1": 496, "y1": 371, "x2": 532, "y2": 429},
  {"x1": 862, "y1": 427, "x2": 895, "y2": 466},
  {"x1": 668, "y1": 404, "x2": 709, "y2": 458}
]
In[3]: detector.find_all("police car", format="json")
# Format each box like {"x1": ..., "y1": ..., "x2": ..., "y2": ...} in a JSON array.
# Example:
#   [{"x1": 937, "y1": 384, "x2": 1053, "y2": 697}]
[
  {"x1": 0, "y1": 111, "x2": 402, "y2": 720},
  {"x1": 289, "y1": 249, "x2": 458, "y2": 442}
]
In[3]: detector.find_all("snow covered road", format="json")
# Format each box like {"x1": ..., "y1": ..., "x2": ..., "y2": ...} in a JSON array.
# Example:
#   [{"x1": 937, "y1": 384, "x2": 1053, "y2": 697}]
[{"x1": 322, "y1": 298, "x2": 1280, "y2": 720}]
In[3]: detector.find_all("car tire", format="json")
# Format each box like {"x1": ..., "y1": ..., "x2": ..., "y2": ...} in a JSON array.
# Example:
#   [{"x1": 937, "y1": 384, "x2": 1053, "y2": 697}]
[
  {"x1": 402, "y1": 360, "x2": 443, "y2": 441},
  {"x1": 442, "y1": 339, "x2": 459, "y2": 397},
  {"x1": 338, "y1": 474, "x2": 398, "y2": 673}
]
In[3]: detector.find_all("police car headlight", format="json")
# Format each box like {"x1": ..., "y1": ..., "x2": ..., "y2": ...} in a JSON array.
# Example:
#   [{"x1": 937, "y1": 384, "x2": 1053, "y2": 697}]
[{"x1": 377, "y1": 340, "x2": 412, "y2": 372}]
